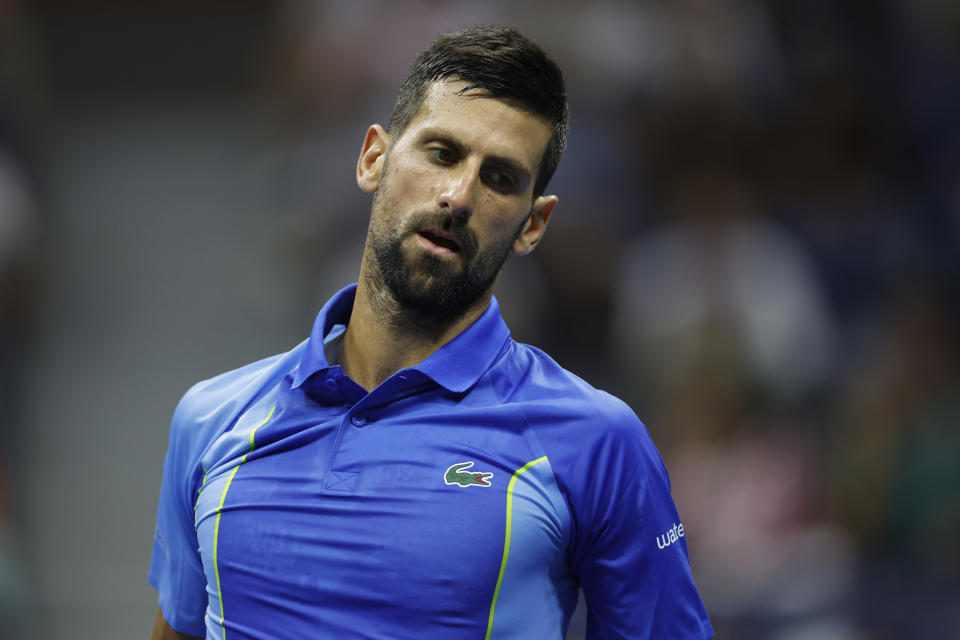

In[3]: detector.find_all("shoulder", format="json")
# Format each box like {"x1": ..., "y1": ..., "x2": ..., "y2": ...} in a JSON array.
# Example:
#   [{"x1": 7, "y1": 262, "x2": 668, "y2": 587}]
[
  {"x1": 492, "y1": 341, "x2": 663, "y2": 476},
  {"x1": 168, "y1": 342, "x2": 306, "y2": 464},
  {"x1": 490, "y1": 341, "x2": 674, "y2": 541},
  {"x1": 494, "y1": 341, "x2": 642, "y2": 424}
]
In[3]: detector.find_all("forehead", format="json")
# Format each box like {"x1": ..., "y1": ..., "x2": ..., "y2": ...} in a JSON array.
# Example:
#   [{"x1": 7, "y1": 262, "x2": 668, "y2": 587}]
[{"x1": 400, "y1": 79, "x2": 552, "y2": 171}]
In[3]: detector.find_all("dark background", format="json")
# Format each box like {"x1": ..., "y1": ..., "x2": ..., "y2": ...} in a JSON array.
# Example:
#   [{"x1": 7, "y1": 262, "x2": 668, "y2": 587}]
[{"x1": 0, "y1": 1, "x2": 957, "y2": 638}]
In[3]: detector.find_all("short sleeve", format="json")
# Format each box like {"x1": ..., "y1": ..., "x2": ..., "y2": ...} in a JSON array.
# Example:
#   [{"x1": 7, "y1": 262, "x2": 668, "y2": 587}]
[
  {"x1": 148, "y1": 396, "x2": 210, "y2": 637},
  {"x1": 574, "y1": 423, "x2": 714, "y2": 640}
]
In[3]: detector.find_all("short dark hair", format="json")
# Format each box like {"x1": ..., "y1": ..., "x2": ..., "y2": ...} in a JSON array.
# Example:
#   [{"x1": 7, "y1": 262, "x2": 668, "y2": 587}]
[{"x1": 388, "y1": 26, "x2": 568, "y2": 197}]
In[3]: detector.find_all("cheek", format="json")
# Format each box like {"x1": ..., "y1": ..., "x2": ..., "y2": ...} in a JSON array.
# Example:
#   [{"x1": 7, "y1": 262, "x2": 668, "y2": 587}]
[
  {"x1": 477, "y1": 209, "x2": 530, "y2": 249},
  {"x1": 417, "y1": 167, "x2": 448, "y2": 203},
  {"x1": 388, "y1": 153, "x2": 440, "y2": 199},
  {"x1": 374, "y1": 167, "x2": 428, "y2": 225}
]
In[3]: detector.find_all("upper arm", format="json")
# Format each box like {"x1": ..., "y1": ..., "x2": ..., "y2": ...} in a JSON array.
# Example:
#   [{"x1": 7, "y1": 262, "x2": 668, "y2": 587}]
[
  {"x1": 561, "y1": 407, "x2": 713, "y2": 639},
  {"x1": 152, "y1": 607, "x2": 203, "y2": 640},
  {"x1": 577, "y1": 464, "x2": 713, "y2": 639},
  {"x1": 148, "y1": 393, "x2": 211, "y2": 635}
]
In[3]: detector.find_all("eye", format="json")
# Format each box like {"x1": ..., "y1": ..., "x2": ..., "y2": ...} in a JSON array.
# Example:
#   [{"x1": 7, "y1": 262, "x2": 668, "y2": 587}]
[
  {"x1": 428, "y1": 146, "x2": 456, "y2": 164},
  {"x1": 483, "y1": 169, "x2": 516, "y2": 192}
]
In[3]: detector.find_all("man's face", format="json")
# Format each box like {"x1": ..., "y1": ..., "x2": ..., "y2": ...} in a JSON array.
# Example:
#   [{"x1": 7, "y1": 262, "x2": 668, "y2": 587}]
[{"x1": 358, "y1": 79, "x2": 556, "y2": 320}]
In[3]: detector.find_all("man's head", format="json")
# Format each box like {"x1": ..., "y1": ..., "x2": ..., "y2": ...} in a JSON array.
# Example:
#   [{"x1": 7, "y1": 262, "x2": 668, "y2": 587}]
[
  {"x1": 355, "y1": 27, "x2": 567, "y2": 326},
  {"x1": 388, "y1": 26, "x2": 567, "y2": 198}
]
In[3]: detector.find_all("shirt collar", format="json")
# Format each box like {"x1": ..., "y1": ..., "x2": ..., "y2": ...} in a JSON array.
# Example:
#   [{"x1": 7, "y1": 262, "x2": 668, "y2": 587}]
[
  {"x1": 291, "y1": 283, "x2": 357, "y2": 388},
  {"x1": 291, "y1": 283, "x2": 511, "y2": 393}
]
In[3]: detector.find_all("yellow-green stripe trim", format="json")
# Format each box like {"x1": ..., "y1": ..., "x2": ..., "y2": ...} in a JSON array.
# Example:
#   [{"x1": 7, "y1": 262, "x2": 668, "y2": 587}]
[
  {"x1": 211, "y1": 405, "x2": 275, "y2": 640},
  {"x1": 195, "y1": 467, "x2": 209, "y2": 525},
  {"x1": 212, "y1": 465, "x2": 239, "y2": 638},
  {"x1": 484, "y1": 455, "x2": 548, "y2": 640}
]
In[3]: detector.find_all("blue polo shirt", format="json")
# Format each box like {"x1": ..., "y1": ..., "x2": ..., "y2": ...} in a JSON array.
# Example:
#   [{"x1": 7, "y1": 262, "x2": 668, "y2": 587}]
[{"x1": 149, "y1": 284, "x2": 713, "y2": 640}]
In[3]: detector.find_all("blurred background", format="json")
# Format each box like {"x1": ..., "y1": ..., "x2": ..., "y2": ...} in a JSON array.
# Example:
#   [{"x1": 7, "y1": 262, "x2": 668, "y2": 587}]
[{"x1": 0, "y1": 0, "x2": 958, "y2": 638}]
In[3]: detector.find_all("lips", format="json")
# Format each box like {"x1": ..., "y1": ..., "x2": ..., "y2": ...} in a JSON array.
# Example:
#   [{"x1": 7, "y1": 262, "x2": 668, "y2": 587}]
[{"x1": 417, "y1": 228, "x2": 462, "y2": 256}]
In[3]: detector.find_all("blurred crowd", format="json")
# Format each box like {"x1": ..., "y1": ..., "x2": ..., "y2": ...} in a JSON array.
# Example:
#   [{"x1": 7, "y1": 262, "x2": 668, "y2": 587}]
[{"x1": 1, "y1": 1, "x2": 959, "y2": 638}]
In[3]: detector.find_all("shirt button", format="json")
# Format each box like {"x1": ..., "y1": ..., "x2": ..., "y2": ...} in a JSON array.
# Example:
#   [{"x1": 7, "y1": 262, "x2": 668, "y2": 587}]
[
  {"x1": 351, "y1": 415, "x2": 367, "y2": 427},
  {"x1": 324, "y1": 378, "x2": 338, "y2": 390}
]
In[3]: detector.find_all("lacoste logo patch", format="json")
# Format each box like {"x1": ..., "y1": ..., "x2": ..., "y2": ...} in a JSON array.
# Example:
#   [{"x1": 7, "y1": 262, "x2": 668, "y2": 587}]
[{"x1": 444, "y1": 461, "x2": 494, "y2": 488}]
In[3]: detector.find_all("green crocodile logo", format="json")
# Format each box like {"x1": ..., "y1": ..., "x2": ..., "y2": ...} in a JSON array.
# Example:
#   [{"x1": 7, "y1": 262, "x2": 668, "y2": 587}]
[{"x1": 444, "y1": 461, "x2": 494, "y2": 487}]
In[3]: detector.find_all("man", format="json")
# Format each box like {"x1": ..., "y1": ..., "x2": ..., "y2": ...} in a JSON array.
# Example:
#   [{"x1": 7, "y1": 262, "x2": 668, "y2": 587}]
[{"x1": 150, "y1": 26, "x2": 713, "y2": 640}]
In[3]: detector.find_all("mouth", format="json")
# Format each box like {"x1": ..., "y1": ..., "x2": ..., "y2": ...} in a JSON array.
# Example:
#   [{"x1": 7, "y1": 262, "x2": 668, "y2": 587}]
[{"x1": 416, "y1": 228, "x2": 462, "y2": 257}]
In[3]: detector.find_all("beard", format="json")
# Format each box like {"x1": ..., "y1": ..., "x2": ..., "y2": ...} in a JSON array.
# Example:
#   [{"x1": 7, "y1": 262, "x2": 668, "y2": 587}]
[{"x1": 368, "y1": 198, "x2": 524, "y2": 325}]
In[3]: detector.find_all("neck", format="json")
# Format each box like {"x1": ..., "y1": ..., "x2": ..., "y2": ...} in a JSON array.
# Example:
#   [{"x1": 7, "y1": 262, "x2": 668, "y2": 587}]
[{"x1": 339, "y1": 263, "x2": 491, "y2": 392}]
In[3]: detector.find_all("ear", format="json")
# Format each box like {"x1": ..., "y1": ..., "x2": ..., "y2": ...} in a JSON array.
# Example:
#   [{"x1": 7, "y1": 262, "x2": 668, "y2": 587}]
[
  {"x1": 512, "y1": 194, "x2": 558, "y2": 255},
  {"x1": 356, "y1": 124, "x2": 391, "y2": 193}
]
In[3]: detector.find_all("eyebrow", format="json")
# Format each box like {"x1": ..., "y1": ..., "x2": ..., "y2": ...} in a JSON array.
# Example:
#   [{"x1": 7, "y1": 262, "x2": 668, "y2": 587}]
[{"x1": 416, "y1": 127, "x2": 533, "y2": 182}]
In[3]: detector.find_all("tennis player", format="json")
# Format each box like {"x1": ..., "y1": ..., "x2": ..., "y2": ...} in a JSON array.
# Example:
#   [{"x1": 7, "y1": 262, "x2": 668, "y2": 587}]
[{"x1": 150, "y1": 26, "x2": 713, "y2": 640}]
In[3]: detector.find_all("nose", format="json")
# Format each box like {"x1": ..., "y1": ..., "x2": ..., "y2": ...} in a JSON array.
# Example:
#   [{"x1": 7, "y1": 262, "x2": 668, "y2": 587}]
[{"x1": 437, "y1": 165, "x2": 477, "y2": 219}]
